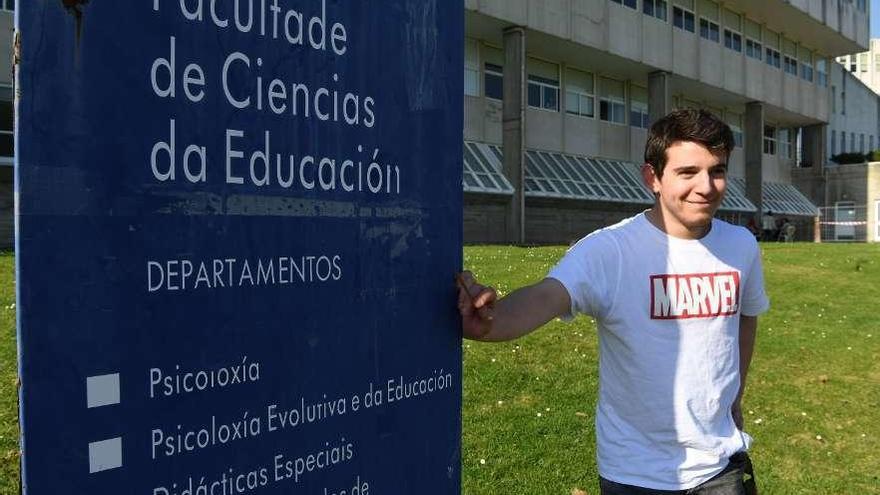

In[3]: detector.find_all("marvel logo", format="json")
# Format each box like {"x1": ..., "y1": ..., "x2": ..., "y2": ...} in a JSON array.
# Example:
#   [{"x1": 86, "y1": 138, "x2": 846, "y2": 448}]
[{"x1": 650, "y1": 271, "x2": 740, "y2": 319}]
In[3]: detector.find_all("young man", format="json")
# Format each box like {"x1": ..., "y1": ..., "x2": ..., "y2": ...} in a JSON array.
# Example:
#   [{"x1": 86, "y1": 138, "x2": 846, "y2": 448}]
[{"x1": 458, "y1": 109, "x2": 769, "y2": 494}]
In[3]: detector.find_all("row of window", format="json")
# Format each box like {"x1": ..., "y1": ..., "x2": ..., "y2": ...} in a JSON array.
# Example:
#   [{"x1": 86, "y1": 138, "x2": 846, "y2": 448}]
[
  {"x1": 472, "y1": 59, "x2": 651, "y2": 128},
  {"x1": 830, "y1": 130, "x2": 876, "y2": 156},
  {"x1": 616, "y1": 0, "x2": 828, "y2": 86},
  {"x1": 838, "y1": 52, "x2": 880, "y2": 75}
]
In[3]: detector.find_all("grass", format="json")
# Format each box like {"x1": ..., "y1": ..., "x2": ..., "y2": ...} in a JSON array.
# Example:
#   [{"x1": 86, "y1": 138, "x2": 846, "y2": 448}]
[
  {"x1": 1, "y1": 245, "x2": 879, "y2": 494},
  {"x1": 460, "y1": 243, "x2": 880, "y2": 495}
]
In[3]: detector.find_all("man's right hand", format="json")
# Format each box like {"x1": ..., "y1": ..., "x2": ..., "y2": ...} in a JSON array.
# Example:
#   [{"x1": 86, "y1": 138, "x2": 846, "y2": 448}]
[{"x1": 456, "y1": 271, "x2": 498, "y2": 340}]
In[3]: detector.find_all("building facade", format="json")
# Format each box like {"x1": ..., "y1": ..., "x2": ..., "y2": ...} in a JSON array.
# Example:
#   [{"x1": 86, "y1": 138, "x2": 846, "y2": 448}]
[{"x1": 464, "y1": 0, "x2": 869, "y2": 244}]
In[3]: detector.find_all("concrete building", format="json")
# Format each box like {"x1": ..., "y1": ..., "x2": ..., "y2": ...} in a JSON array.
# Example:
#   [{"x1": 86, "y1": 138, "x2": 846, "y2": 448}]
[
  {"x1": 836, "y1": 38, "x2": 880, "y2": 96},
  {"x1": 463, "y1": 0, "x2": 869, "y2": 244},
  {"x1": 825, "y1": 59, "x2": 880, "y2": 160}
]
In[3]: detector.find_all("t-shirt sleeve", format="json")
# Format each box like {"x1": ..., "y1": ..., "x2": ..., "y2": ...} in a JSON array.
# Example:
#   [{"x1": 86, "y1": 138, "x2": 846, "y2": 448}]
[
  {"x1": 547, "y1": 233, "x2": 619, "y2": 320},
  {"x1": 740, "y1": 240, "x2": 770, "y2": 316}
]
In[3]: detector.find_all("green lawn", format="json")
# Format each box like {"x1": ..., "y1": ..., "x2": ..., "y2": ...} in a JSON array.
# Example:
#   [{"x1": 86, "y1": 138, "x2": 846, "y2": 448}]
[{"x1": 2, "y1": 245, "x2": 879, "y2": 494}]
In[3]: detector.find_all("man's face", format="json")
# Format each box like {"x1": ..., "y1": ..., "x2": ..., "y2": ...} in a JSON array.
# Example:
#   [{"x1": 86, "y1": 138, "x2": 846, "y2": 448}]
[{"x1": 642, "y1": 141, "x2": 727, "y2": 239}]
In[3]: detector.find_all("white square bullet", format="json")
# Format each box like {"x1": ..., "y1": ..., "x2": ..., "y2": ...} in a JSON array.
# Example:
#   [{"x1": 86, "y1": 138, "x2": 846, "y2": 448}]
[
  {"x1": 88, "y1": 437, "x2": 122, "y2": 473},
  {"x1": 86, "y1": 373, "x2": 120, "y2": 408}
]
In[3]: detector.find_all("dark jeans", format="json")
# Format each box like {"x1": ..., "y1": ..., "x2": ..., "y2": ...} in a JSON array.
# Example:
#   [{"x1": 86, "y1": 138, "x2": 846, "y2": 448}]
[{"x1": 599, "y1": 453, "x2": 749, "y2": 495}]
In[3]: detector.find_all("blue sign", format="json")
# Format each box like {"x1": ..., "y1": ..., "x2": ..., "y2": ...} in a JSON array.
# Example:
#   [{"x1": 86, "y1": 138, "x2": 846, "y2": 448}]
[{"x1": 16, "y1": 2, "x2": 462, "y2": 493}]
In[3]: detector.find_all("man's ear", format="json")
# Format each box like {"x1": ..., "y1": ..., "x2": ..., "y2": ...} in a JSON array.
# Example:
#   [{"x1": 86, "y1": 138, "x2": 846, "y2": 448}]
[{"x1": 641, "y1": 164, "x2": 660, "y2": 194}]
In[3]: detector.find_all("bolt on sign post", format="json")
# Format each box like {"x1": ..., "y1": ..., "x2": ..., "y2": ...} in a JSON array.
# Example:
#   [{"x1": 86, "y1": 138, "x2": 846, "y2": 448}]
[{"x1": 16, "y1": 2, "x2": 463, "y2": 493}]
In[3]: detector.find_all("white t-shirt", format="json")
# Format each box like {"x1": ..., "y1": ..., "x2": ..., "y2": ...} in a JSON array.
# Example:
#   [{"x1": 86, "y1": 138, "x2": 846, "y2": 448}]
[{"x1": 548, "y1": 213, "x2": 770, "y2": 490}]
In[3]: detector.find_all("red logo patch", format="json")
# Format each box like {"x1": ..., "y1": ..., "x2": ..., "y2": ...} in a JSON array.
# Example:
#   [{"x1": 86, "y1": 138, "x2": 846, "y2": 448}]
[{"x1": 649, "y1": 271, "x2": 740, "y2": 319}]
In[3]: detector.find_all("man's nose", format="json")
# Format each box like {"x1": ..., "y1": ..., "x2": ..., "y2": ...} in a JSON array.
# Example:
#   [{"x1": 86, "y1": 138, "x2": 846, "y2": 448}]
[{"x1": 694, "y1": 171, "x2": 717, "y2": 195}]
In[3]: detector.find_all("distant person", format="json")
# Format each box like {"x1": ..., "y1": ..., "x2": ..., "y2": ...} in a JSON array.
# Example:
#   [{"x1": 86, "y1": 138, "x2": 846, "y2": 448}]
[
  {"x1": 779, "y1": 219, "x2": 795, "y2": 242},
  {"x1": 761, "y1": 210, "x2": 775, "y2": 242},
  {"x1": 746, "y1": 216, "x2": 760, "y2": 241},
  {"x1": 458, "y1": 109, "x2": 768, "y2": 494}
]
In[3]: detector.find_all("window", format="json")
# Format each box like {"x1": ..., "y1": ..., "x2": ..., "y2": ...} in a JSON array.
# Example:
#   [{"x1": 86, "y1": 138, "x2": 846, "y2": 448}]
[
  {"x1": 778, "y1": 128, "x2": 791, "y2": 159},
  {"x1": 870, "y1": 135, "x2": 874, "y2": 152},
  {"x1": 598, "y1": 77, "x2": 626, "y2": 125},
  {"x1": 850, "y1": 132, "x2": 855, "y2": 152},
  {"x1": 527, "y1": 58, "x2": 559, "y2": 111},
  {"x1": 817, "y1": 58, "x2": 828, "y2": 87},
  {"x1": 783, "y1": 38, "x2": 798, "y2": 76},
  {"x1": 857, "y1": 0, "x2": 867, "y2": 12},
  {"x1": 800, "y1": 49, "x2": 814, "y2": 82},
  {"x1": 698, "y1": 0, "x2": 719, "y2": 41},
  {"x1": 860, "y1": 134, "x2": 865, "y2": 153},
  {"x1": 673, "y1": 6, "x2": 695, "y2": 32},
  {"x1": 764, "y1": 30, "x2": 781, "y2": 69},
  {"x1": 482, "y1": 46, "x2": 504, "y2": 101},
  {"x1": 841, "y1": 91, "x2": 846, "y2": 115},
  {"x1": 831, "y1": 130, "x2": 836, "y2": 156},
  {"x1": 763, "y1": 125, "x2": 776, "y2": 155},
  {"x1": 464, "y1": 39, "x2": 479, "y2": 97},
  {"x1": 743, "y1": 19, "x2": 760, "y2": 60},
  {"x1": 859, "y1": 53, "x2": 868, "y2": 73},
  {"x1": 746, "y1": 39, "x2": 762, "y2": 60},
  {"x1": 644, "y1": 0, "x2": 668, "y2": 20},
  {"x1": 765, "y1": 48, "x2": 781, "y2": 68},
  {"x1": 0, "y1": 1, "x2": 12, "y2": 13},
  {"x1": 831, "y1": 86, "x2": 836, "y2": 113},
  {"x1": 726, "y1": 112, "x2": 743, "y2": 147},
  {"x1": 630, "y1": 86, "x2": 649, "y2": 129},
  {"x1": 840, "y1": 130, "x2": 845, "y2": 153},
  {"x1": 722, "y1": 10, "x2": 741, "y2": 52},
  {"x1": 565, "y1": 68, "x2": 595, "y2": 118},
  {"x1": 724, "y1": 29, "x2": 742, "y2": 52},
  {"x1": 875, "y1": 54, "x2": 880, "y2": 73},
  {"x1": 699, "y1": 19, "x2": 720, "y2": 42},
  {"x1": 611, "y1": 0, "x2": 638, "y2": 9}
]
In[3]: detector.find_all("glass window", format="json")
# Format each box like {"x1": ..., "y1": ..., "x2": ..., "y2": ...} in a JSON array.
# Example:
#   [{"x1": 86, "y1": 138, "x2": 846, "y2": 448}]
[
  {"x1": 464, "y1": 39, "x2": 479, "y2": 97},
  {"x1": 1, "y1": 1, "x2": 12, "y2": 13},
  {"x1": 800, "y1": 49, "x2": 814, "y2": 82},
  {"x1": 859, "y1": 53, "x2": 869, "y2": 73},
  {"x1": 724, "y1": 29, "x2": 742, "y2": 52},
  {"x1": 783, "y1": 55, "x2": 798, "y2": 75},
  {"x1": 850, "y1": 132, "x2": 855, "y2": 152},
  {"x1": 763, "y1": 125, "x2": 776, "y2": 155},
  {"x1": 817, "y1": 58, "x2": 828, "y2": 87},
  {"x1": 630, "y1": 86, "x2": 649, "y2": 129},
  {"x1": 611, "y1": 0, "x2": 638, "y2": 9},
  {"x1": 725, "y1": 112, "x2": 743, "y2": 147},
  {"x1": 840, "y1": 130, "x2": 845, "y2": 153},
  {"x1": 831, "y1": 130, "x2": 836, "y2": 156},
  {"x1": 746, "y1": 39, "x2": 762, "y2": 60},
  {"x1": 765, "y1": 48, "x2": 781, "y2": 68},
  {"x1": 673, "y1": 6, "x2": 695, "y2": 32},
  {"x1": 483, "y1": 46, "x2": 503, "y2": 100},
  {"x1": 700, "y1": 18, "x2": 720, "y2": 42},
  {"x1": 870, "y1": 135, "x2": 874, "y2": 152},
  {"x1": 860, "y1": 134, "x2": 865, "y2": 153},
  {"x1": 598, "y1": 77, "x2": 626, "y2": 125},
  {"x1": 643, "y1": 0, "x2": 668, "y2": 21},
  {"x1": 744, "y1": 19, "x2": 761, "y2": 40},
  {"x1": 527, "y1": 58, "x2": 559, "y2": 111},
  {"x1": 565, "y1": 68, "x2": 595, "y2": 118},
  {"x1": 778, "y1": 128, "x2": 791, "y2": 159}
]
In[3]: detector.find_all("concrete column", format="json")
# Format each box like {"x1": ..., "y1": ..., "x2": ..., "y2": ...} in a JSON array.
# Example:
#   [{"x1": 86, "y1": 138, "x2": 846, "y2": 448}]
[
  {"x1": 801, "y1": 124, "x2": 827, "y2": 170},
  {"x1": 745, "y1": 102, "x2": 764, "y2": 223},
  {"x1": 648, "y1": 71, "x2": 672, "y2": 126},
  {"x1": 502, "y1": 26, "x2": 526, "y2": 245}
]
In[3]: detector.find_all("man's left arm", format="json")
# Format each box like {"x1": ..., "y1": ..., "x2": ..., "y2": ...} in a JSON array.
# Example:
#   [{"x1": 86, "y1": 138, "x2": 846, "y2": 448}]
[{"x1": 733, "y1": 315, "x2": 758, "y2": 429}]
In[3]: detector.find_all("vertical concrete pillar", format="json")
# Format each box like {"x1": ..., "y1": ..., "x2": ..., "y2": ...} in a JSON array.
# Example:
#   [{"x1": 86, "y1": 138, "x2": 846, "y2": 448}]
[
  {"x1": 648, "y1": 71, "x2": 672, "y2": 126},
  {"x1": 503, "y1": 26, "x2": 526, "y2": 244},
  {"x1": 745, "y1": 102, "x2": 764, "y2": 223}
]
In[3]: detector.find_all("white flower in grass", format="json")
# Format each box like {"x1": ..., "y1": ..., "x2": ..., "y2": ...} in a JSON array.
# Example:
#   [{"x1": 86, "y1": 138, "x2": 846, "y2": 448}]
[
  {"x1": 816, "y1": 435, "x2": 823, "y2": 441},
  {"x1": 753, "y1": 418, "x2": 763, "y2": 424},
  {"x1": 479, "y1": 458, "x2": 486, "y2": 465},
  {"x1": 536, "y1": 412, "x2": 542, "y2": 417},
  {"x1": 497, "y1": 400, "x2": 504, "y2": 405}
]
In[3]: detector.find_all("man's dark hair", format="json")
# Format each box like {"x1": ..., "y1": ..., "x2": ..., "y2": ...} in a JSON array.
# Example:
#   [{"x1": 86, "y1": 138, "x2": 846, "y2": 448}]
[{"x1": 644, "y1": 109, "x2": 734, "y2": 177}]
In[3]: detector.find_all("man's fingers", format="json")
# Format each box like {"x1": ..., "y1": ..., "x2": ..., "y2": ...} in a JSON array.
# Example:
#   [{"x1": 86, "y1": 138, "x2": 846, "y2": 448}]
[{"x1": 474, "y1": 286, "x2": 497, "y2": 308}]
